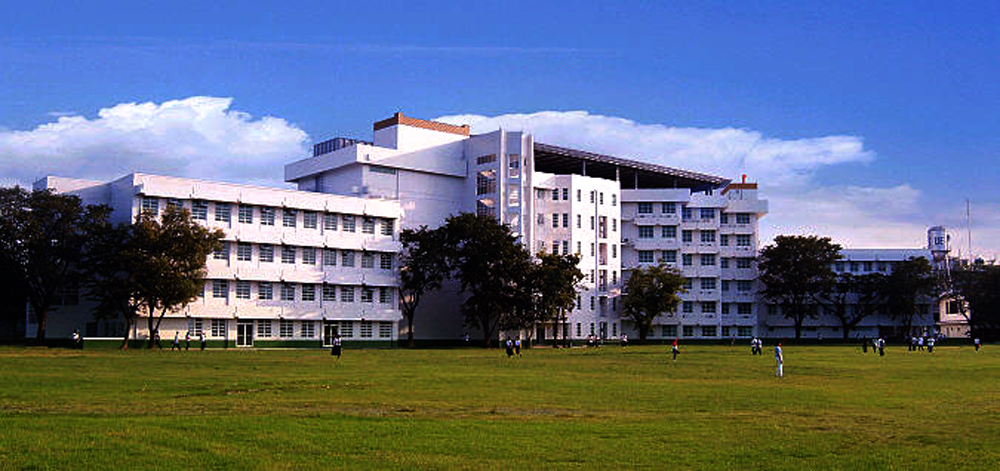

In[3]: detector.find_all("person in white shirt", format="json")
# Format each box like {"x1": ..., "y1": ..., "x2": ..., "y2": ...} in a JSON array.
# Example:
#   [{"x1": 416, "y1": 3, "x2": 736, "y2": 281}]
[
  {"x1": 975, "y1": 338, "x2": 981, "y2": 352},
  {"x1": 774, "y1": 343, "x2": 784, "y2": 378},
  {"x1": 927, "y1": 336, "x2": 935, "y2": 353}
]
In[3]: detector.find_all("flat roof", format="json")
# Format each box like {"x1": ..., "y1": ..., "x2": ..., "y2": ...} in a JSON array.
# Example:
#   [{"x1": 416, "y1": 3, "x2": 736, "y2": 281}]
[{"x1": 533, "y1": 142, "x2": 729, "y2": 191}]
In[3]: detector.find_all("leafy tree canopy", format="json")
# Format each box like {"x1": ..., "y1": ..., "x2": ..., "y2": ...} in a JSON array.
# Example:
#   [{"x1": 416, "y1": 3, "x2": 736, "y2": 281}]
[
  {"x1": 622, "y1": 264, "x2": 687, "y2": 340},
  {"x1": 758, "y1": 235, "x2": 841, "y2": 339}
]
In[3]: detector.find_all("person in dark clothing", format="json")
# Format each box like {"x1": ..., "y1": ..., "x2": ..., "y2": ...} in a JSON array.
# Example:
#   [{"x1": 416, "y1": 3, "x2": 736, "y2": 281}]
[
  {"x1": 185, "y1": 332, "x2": 191, "y2": 351},
  {"x1": 505, "y1": 338, "x2": 514, "y2": 358},
  {"x1": 331, "y1": 335, "x2": 342, "y2": 358}
]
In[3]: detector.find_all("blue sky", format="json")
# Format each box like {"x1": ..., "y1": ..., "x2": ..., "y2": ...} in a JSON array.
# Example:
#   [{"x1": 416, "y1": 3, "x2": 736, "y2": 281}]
[{"x1": 2, "y1": 1, "x2": 998, "y2": 257}]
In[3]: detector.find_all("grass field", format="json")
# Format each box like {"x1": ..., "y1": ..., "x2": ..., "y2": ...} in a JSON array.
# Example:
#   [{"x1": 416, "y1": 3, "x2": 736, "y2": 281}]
[{"x1": 0, "y1": 344, "x2": 997, "y2": 470}]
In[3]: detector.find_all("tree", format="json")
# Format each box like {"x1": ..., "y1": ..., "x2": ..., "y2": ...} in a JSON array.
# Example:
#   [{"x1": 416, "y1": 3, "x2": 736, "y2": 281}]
[
  {"x1": 622, "y1": 264, "x2": 687, "y2": 340},
  {"x1": 398, "y1": 226, "x2": 449, "y2": 347},
  {"x1": 758, "y1": 235, "x2": 841, "y2": 339},
  {"x1": 819, "y1": 272, "x2": 885, "y2": 339},
  {"x1": 130, "y1": 206, "x2": 223, "y2": 348},
  {"x1": 531, "y1": 252, "x2": 584, "y2": 347},
  {"x1": 883, "y1": 257, "x2": 938, "y2": 337},
  {"x1": 0, "y1": 187, "x2": 110, "y2": 342},
  {"x1": 951, "y1": 263, "x2": 1000, "y2": 341},
  {"x1": 441, "y1": 213, "x2": 533, "y2": 347},
  {"x1": 81, "y1": 221, "x2": 143, "y2": 349}
]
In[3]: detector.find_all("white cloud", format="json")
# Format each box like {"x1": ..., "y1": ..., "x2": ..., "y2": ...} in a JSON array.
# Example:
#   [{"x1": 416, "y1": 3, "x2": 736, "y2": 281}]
[{"x1": 0, "y1": 96, "x2": 308, "y2": 187}]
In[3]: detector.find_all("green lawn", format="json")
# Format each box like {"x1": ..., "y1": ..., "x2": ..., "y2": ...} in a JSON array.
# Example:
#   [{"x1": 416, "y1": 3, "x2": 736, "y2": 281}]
[{"x1": 0, "y1": 344, "x2": 997, "y2": 470}]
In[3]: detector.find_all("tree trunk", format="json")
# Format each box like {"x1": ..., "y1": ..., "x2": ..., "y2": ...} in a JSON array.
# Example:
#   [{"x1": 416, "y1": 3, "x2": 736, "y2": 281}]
[
  {"x1": 552, "y1": 318, "x2": 559, "y2": 348},
  {"x1": 842, "y1": 321, "x2": 851, "y2": 340},
  {"x1": 146, "y1": 307, "x2": 157, "y2": 349},
  {"x1": 406, "y1": 312, "x2": 415, "y2": 348},
  {"x1": 120, "y1": 316, "x2": 134, "y2": 350},
  {"x1": 794, "y1": 317, "x2": 803, "y2": 339},
  {"x1": 638, "y1": 322, "x2": 648, "y2": 341},
  {"x1": 34, "y1": 306, "x2": 47, "y2": 345}
]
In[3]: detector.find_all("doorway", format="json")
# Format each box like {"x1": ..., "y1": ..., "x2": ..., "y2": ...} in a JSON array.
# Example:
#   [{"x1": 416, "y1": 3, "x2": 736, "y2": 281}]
[{"x1": 236, "y1": 321, "x2": 254, "y2": 347}]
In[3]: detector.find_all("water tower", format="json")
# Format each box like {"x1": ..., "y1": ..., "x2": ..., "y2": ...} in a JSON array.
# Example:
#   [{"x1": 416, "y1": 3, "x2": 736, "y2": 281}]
[{"x1": 927, "y1": 226, "x2": 950, "y2": 263}]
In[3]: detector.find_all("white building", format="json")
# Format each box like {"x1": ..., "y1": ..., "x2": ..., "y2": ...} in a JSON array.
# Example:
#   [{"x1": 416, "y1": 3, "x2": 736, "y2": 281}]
[
  {"x1": 285, "y1": 113, "x2": 769, "y2": 343},
  {"x1": 34, "y1": 173, "x2": 402, "y2": 347},
  {"x1": 758, "y1": 226, "x2": 963, "y2": 339}
]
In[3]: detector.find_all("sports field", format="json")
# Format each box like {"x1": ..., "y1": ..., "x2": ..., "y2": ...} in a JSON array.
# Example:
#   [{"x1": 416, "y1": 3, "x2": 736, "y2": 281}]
[{"x1": 0, "y1": 344, "x2": 997, "y2": 469}]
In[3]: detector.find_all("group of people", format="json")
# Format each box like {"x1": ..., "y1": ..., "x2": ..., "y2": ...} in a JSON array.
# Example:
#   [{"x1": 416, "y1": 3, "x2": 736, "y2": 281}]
[
  {"x1": 749, "y1": 337, "x2": 764, "y2": 355},
  {"x1": 906, "y1": 335, "x2": 937, "y2": 353},
  {"x1": 170, "y1": 331, "x2": 207, "y2": 351},
  {"x1": 504, "y1": 338, "x2": 522, "y2": 358}
]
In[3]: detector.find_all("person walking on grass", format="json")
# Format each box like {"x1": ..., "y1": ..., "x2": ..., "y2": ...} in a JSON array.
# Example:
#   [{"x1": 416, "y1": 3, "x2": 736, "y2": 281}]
[
  {"x1": 505, "y1": 338, "x2": 514, "y2": 358},
  {"x1": 515, "y1": 338, "x2": 522, "y2": 357},
  {"x1": 927, "y1": 336, "x2": 935, "y2": 353},
  {"x1": 185, "y1": 331, "x2": 191, "y2": 351},
  {"x1": 172, "y1": 332, "x2": 181, "y2": 351},
  {"x1": 671, "y1": 338, "x2": 680, "y2": 362},
  {"x1": 918, "y1": 336, "x2": 925, "y2": 351},
  {"x1": 975, "y1": 338, "x2": 981, "y2": 352},
  {"x1": 862, "y1": 336, "x2": 868, "y2": 353},
  {"x1": 877, "y1": 337, "x2": 885, "y2": 357},
  {"x1": 774, "y1": 342, "x2": 784, "y2": 378},
  {"x1": 331, "y1": 334, "x2": 342, "y2": 359},
  {"x1": 199, "y1": 331, "x2": 206, "y2": 351}
]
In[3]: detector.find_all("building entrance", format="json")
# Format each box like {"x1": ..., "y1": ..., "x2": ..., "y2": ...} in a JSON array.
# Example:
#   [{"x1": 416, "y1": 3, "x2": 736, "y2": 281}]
[{"x1": 236, "y1": 321, "x2": 254, "y2": 347}]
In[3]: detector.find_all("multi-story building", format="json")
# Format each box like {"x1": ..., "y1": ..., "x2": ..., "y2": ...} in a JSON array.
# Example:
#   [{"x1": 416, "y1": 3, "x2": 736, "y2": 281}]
[
  {"x1": 34, "y1": 173, "x2": 402, "y2": 347},
  {"x1": 285, "y1": 113, "x2": 769, "y2": 342},
  {"x1": 758, "y1": 226, "x2": 962, "y2": 339}
]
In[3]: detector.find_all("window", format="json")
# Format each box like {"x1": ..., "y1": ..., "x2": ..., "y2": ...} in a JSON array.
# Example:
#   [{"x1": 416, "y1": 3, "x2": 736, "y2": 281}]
[
  {"x1": 701, "y1": 302, "x2": 716, "y2": 314},
  {"x1": 638, "y1": 226, "x2": 654, "y2": 238},
  {"x1": 737, "y1": 280, "x2": 753, "y2": 292},
  {"x1": 720, "y1": 234, "x2": 730, "y2": 246},
  {"x1": 362, "y1": 217, "x2": 375, "y2": 234},
  {"x1": 260, "y1": 207, "x2": 275, "y2": 226},
  {"x1": 682, "y1": 302, "x2": 693, "y2": 314},
  {"x1": 736, "y1": 213, "x2": 751, "y2": 224},
  {"x1": 281, "y1": 283, "x2": 295, "y2": 301},
  {"x1": 508, "y1": 158, "x2": 520, "y2": 178},
  {"x1": 701, "y1": 325, "x2": 717, "y2": 337},
  {"x1": 562, "y1": 188, "x2": 569, "y2": 200},
  {"x1": 682, "y1": 254, "x2": 693, "y2": 266},
  {"x1": 562, "y1": 213, "x2": 569, "y2": 228},
  {"x1": 211, "y1": 319, "x2": 226, "y2": 337},
  {"x1": 166, "y1": 198, "x2": 181, "y2": 210},
  {"x1": 215, "y1": 203, "x2": 231, "y2": 223},
  {"x1": 301, "y1": 284, "x2": 315, "y2": 302},
  {"x1": 476, "y1": 170, "x2": 496, "y2": 195},
  {"x1": 612, "y1": 219, "x2": 617, "y2": 232},
  {"x1": 662, "y1": 226, "x2": 677, "y2": 238},
  {"x1": 379, "y1": 322, "x2": 392, "y2": 339},
  {"x1": 590, "y1": 243, "x2": 595, "y2": 256},
  {"x1": 599, "y1": 193, "x2": 604, "y2": 205},
  {"x1": 141, "y1": 197, "x2": 158, "y2": 215},
  {"x1": 192, "y1": 200, "x2": 208, "y2": 220},
  {"x1": 340, "y1": 321, "x2": 354, "y2": 338},
  {"x1": 259, "y1": 282, "x2": 273, "y2": 300},
  {"x1": 590, "y1": 191, "x2": 595, "y2": 203},
  {"x1": 701, "y1": 278, "x2": 716, "y2": 290},
  {"x1": 236, "y1": 281, "x2": 251, "y2": 299},
  {"x1": 638, "y1": 202, "x2": 653, "y2": 214},
  {"x1": 552, "y1": 214, "x2": 559, "y2": 228},
  {"x1": 737, "y1": 258, "x2": 753, "y2": 269},
  {"x1": 662, "y1": 202, "x2": 676, "y2": 214},
  {"x1": 301, "y1": 321, "x2": 315, "y2": 338},
  {"x1": 738, "y1": 303, "x2": 752, "y2": 315},
  {"x1": 864, "y1": 261, "x2": 873, "y2": 272},
  {"x1": 577, "y1": 189, "x2": 582, "y2": 201},
  {"x1": 681, "y1": 206, "x2": 692, "y2": 221},
  {"x1": 476, "y1": 154, "x2": 496, "y2": 165},
  {"x1": 322, "y1": 284, "x2": 337, "y2": 301},
  {"x1": 257, "y1": 321, "x2": 271, "y2": 338},
  {"x1": 323, "y1": 213, "x2": 338, "y2": 231},
  {"x1": 302, "y1": 247, "x2": 317, "y2": 265},
  {"x1": 381, "y1": 219, "x2": 393, "y2": 236},
  {"x1": 721, "y1": 258, "x2": 730, "y2": 269},
  {"x1": 720, "y1": 213, "x2": 729, "y2": 224},
  {"x1": 259, "y1": 245, "x2": 274, "y2": 263},
  {"x1": 214, "y1": 242, "x2": 229, "y2": 260},
  {"x1": 612, "y1": 245, "x2": 617, "y2": 258},
  {"x1": 323, "y1": 249, "x2": 337, "y2": 266},
  {"x1": 213, "y1": 280, "x2": 228, "y2": 298},
  {"x1": 340, "y1": 286, "x2": 355, "y2": 302},
  {"x1": 237, "y1": 243, "x2": 252, "y2": 262},
  {"x1": 281, "y1": 246, "x2": 296, "y2": 264},
  {"x1": 303, "y1": 211, "x2": 318, "y2": 229},
  {"x1": 736, "y1": 235, "x2": 752, "y2": 247},
  {"x1": 682, "y1": 230, "x2": 693, "y2": 243},
  {"x1": 738, "y1": 326, "x2": 753, "y2": 337},
  {"x1": 722, "y1": 280, "x2": 731, "y2": 292},
  {"x1": 238, "y1": 205, "x2": 253, "y2": 224},
  {"x1": 342, "y1": 250, "x2": 355, "y2": 267},
  {"x1": 188, "y1": 318, "x2": 203, "y2": 335},
  {"x1": 552, "y1": 241, "x2": 559, "y2": 255},
  {"x1": 282, "y1": 209, "x2": 297, "y2": 227},
  {"x1": 701, "y1": 254, "x2": 716, "y2": 266},
  {"x1": 577, "y1": 214, "x2": 582, "y2": 228},
  {"x1": 722, "y1": 303, "x2": 731, "y2": 315},
  {"x1": 380, "y1": 253, "x2": 393, "y2": 270},
  {"x1": 577, "y1": 241, "x2": 582, "y2": 254},
  {"x1": 280, "y1": 320, "x2": 294, "y2": 338},
  {"x1": 590, "y1": 216, "x2": 595, "y2": 230},
  {"x1": 662, "y1": 325, "x2": 677, "y2": 337},
  {"x1": 701, "y1": 230, "x2": 716, "y2": 243},
  {"x1": 590, "y1": 296, "x2": 595, "y2": 310},
  {"x1": 700, "y1": 208, "x2": 715, "y2": 220},
  {"x1": 562, "y1": 240, "x2": 569, "y2": 255},
  {"x1": 379, "y1": 287, "x2": 393, "y2": 304},
  {"x1": 662, "y1": 250, "x2": 677, "y2": 263},
  {"x1": 683, "y1": 278, "x2": 693, "y2": 290},
  {"x1": 551, "y1": 189, "x2": 558, "y2": 201},
  {"x1": 361, "y1": 252, "x2": 375, "y2": 269},
  {"x1": 360, "y1": 321, "x2": 373, "y2": 338},
  {"x1": 612, "y1": 194, "x2": 617, "y2": 206},
  {"x1": 638, "y1": 251, "x2": 655, "y2": 263},
  {"x1": 682, "y1": 325, "x2": 694, "y2": 337},
  {"x1": 851, "y1": 262, "x2": 860, "y2": 272}
]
